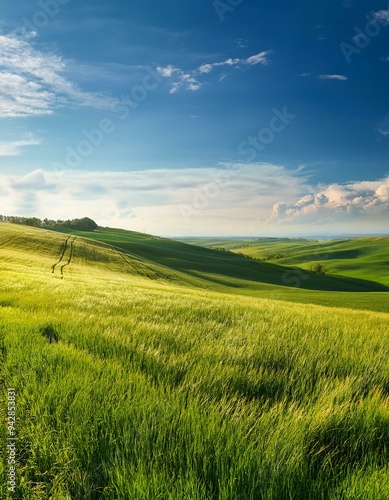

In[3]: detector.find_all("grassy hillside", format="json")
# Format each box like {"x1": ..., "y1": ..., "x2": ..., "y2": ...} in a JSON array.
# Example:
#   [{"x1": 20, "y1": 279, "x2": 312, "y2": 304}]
[
  {"x1": 44, "y1": 225, "x2": 389, "y2": 313},
  {"x1": 1, "y1": 223, "x2": 388, "y2": 316},
  {"x1": 179, "y1": 236, "x2": 389, "y2": 287},
  {"x1": 1, "y1": 223, "x2": 389, "y2": 498}
]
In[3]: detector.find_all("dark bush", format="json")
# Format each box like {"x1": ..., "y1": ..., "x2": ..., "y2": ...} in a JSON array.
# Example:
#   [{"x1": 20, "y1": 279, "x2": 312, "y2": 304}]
[
  {"x1": 40, "y1": 324, "x2": 60, "y2": 344},
  {"x1": 62, "y1": 217, "x2": 98, "y2": 231},
  {"x1": 310, "y1": 262, "x2": 327, "y2": 275}
]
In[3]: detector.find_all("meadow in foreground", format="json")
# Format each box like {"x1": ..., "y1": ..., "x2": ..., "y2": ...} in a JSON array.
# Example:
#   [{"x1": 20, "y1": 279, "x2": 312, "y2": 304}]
[{"x1": 0, "y1": 223, "x2": 388, "y2": 499}]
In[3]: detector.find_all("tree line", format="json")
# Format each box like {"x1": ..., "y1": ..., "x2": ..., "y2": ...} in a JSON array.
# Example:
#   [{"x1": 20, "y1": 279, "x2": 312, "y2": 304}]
[{"x1": 0, "y1": 215, "x2": 98, "y2": 232}]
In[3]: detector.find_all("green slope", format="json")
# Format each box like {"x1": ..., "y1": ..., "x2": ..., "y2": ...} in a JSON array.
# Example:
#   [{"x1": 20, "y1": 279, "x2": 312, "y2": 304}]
[
  {"x1": 1, "y1": 223, "x2": 388, "y2": 313},
  {"x1": 179, "y1": 236, "x2": 389, "y2": 287},
  {"x1": 48, "y1": 226, "x2": 389, "y2": 292}
]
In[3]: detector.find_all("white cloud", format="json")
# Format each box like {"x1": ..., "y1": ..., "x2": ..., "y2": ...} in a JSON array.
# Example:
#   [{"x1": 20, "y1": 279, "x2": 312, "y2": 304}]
[
  {"x1": 10, "y1": 169, "x2": 55, "y2": 190},
  {"x1": 0, "y1": 137, "x2": 41, "y2": 156},
  {"x1": 268, "y1": 177, "x2": 389, "y2": 226},
  {"x1": 170, "y1": 73, "x2": 201, "y2": 94},
  {"x1": 0, "y1": 32, "x2": 117, "y2": 118},
  {"x1": 198, "y1": 63, "x2": 215, "y2": 74},
  {"x1": 158, "y1": 51, "x2": 272, "y2": 94},
  {"x1": 199, "y1": 58, "x2": 240, "y2": 73},
  {"x1": 319, "y1": 74, "x2": 348, "y2": 81},
  {"x1": 199, "y1": 51, "x2": 271, "y2": 74},
  {"x1": 245, "y1": 52, "x2": 270, "y2": 65},
  {"x1": 371, "y1": 8, "x2": 389, "y2": 24},
  {"x1": 156, "y1": 65, "x2": 179, "y2": 78},
  {"x1": 157, "y1": 66, "x2": 202, "y2": 93}
]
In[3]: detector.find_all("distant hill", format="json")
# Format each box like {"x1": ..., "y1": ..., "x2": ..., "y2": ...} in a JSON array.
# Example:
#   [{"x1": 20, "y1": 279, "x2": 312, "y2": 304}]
[{"x1": 178, "y1": 236, "x2": 389, "y2": 287}]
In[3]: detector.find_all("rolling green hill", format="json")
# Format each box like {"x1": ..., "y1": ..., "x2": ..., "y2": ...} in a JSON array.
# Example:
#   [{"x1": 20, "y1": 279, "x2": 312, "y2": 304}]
[
  {"x1": 1, "y1": 222, "x2": 389, "y2": 498},
  {"x1": 1, "y1": 223, "x2": 388, "y2": 313},
  {"x1": 179, "y1": 236, "x2": 389, "y2": 287}
]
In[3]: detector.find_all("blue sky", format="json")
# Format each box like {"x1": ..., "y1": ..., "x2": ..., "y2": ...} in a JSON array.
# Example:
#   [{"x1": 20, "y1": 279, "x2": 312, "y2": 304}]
[{"x1": 0, "y1": 0, "x2": 388, "y2": 235}]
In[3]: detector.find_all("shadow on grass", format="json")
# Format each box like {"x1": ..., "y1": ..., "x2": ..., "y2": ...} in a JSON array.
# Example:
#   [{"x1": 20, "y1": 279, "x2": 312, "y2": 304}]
[
  {"x1": 50, "y1": 227, "x2": 389, "y2": 293},
  {"x1": 109, "y1": 238, "x2": 389, "y2": 292}
]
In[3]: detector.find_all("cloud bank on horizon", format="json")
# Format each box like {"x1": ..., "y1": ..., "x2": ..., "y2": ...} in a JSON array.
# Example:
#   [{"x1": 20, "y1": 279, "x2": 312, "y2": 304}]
[
  {"x1": 269, "y1": 177, "x2": 389, "y2": 227},
  {"x1": 1, "y1": 165, "x2": 388, "y2": 236}
]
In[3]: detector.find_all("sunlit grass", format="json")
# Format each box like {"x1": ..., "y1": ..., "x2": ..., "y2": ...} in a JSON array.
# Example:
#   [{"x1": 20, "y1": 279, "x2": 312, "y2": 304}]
[{"x1": 1, "y1": 223, "x2": 389, "y2": 498}]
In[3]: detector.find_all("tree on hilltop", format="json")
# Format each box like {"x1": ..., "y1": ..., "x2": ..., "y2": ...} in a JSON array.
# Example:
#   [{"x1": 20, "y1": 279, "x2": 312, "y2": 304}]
[
  {"x1": 62, "y1": 217, "x2": 98, "y2": 231},
  {"x1": 0, "y1": 215, "x2": 98, "y2": 231}
]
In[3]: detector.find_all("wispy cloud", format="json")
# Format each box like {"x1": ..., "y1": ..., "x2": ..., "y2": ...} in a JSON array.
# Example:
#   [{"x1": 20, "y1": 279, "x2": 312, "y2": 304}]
[
  {"x1": 0, "y1": 32, "x2": 117, "y2": 118},
  {"x1": 377, "y1": 113, "x2": 389, "y2": 138},
  {"x1": 199, "y1": 51, "x2": 271, "y2": 74},
  {"x1": 0, "y1": 136, "x2": 41, "y2": 156},
  {"x1": 298, "y1": 73, "x2": 348, "y2": 81},
  {"x1": 236, "y1": 38, "x2": 248, "y2": 49},
  {"x1": 157, "y1": 51, "x2": 272, "y2": 93},
  {"x1": 319, "y1": 74, "x2": 348, "y2": 81},
  {"x1": 198, "y1": 58, "x2": 239, "y2": 75}
]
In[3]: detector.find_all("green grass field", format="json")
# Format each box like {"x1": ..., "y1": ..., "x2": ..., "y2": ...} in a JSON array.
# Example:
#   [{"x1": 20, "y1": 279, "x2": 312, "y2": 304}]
[{"x1": 1, "y1": 222, "x2": 389, "y2": 499}]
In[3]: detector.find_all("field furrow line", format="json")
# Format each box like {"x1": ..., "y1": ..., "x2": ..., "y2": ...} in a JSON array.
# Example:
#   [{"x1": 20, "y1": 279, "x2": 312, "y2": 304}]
[
  {"x1": 60, "y1": 236, "x2": 76, "y2": 277},
  {"x1": 52, "y1": 236, "x2": 71, "y2": 274}
]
